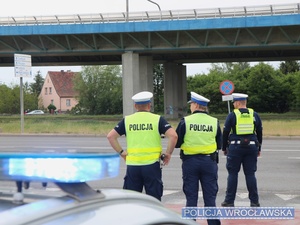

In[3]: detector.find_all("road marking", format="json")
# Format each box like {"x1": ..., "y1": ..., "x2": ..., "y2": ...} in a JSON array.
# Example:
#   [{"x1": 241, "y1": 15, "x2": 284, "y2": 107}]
[
  {"x1": 163, "y1": 190, "x2": 178, "y2": 195},
  {"x1": 163, "y1": 190, "x2": 203, "y2": 198},
  {"x1": 67, "y1": 149, "x2": 77, "y2": 152},
  {"x1": 44, "y1": 188, "x2": 61, "y2": 192},
  {"x1": 44, "y1": 150, "x2": 56, "y2": 152},
  {"x1": 234, "y1": 201, "x2": 251, "y2": 207},
  {"x1": 236, "y1": 193, "x2": 249, "y2": 199},
  {"x1": 288, "y1": 157, "x2": 300, "y2": 160},
  {"x1": 263, "y1": 149, "x2": 300, "y2": 152},
  {"x1": 276, "y1": 194, "x2": 299, "y2": 201}
]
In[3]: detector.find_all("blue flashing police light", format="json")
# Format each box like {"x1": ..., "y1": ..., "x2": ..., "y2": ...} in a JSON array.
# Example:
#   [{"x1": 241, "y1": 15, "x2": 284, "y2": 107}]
[{"x1": 0, "y1": 153, "x2": 120, "y2": 183}]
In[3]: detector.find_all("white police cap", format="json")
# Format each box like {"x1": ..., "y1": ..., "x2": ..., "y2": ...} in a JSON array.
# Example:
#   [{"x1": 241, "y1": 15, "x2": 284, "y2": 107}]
[
  {"x1": 232, "y1": 93, "x2": 248, "y2": 101},
  {"x1": 132, "y1": 91, "x2": 153, "y2": 104},
  {"x1": 188, "y1": 91, "x2": 210, "y2": 106}
]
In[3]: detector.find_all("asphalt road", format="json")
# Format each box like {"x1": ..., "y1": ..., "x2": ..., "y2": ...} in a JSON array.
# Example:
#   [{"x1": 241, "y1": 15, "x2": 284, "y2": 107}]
[{"x1": 0, "y1": 135, "x2": 299, "y2": 209}]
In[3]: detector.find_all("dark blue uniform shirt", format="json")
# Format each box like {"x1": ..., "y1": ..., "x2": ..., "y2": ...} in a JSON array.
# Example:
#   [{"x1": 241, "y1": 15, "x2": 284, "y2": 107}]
[{"x1": 222, "y1": 108, "x2": 263, "y2": 151}]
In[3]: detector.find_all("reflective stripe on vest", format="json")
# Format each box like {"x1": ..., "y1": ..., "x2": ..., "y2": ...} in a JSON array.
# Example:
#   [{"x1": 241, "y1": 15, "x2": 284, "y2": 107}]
[
  {"x1": 181, "y1": 113, "x2": 217, "y2": 155},
  {"x1": 234, "y1": 108, "x2": 255, "y2": 135},
  {"x1": 125, "y1": 112, "x2": 162, "y2": 165}
]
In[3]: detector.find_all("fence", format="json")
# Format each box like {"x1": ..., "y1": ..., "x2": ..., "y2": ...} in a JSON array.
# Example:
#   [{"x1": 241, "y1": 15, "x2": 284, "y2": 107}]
[{"x1": 0, "y1": 3, "x2": 299, "y2": 26}]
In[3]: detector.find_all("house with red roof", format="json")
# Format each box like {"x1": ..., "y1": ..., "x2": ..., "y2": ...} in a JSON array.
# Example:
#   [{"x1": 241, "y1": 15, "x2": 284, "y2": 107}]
[{"x1": 38, "y1": 70, "x2": 79, "y2": 112}]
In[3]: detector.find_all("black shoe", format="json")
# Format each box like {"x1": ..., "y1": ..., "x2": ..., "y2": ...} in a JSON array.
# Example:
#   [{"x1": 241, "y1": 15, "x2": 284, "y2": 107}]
[
  {"x1": 250, "y1": 202, "x2": 260, "y2": 207},
  {"x1": 23, "y1": 182, "x2": 30, "y2": 189},
  {"x1": 221, "y1": 201, "x2": 234, "y2": 207}
]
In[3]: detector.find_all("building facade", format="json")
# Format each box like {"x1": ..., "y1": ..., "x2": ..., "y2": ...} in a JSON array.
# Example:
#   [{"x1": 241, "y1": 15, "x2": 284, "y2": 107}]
[{"x1": 39, "y1": 70, "x2": 79, "y2": 112}]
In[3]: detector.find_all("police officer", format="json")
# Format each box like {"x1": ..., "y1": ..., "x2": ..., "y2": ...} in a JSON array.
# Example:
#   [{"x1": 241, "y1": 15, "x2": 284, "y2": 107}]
[
  {"x1": 176, "y1": 92, "x2": 222, "y2": 225},
  {"x1": 107, "y1": 91, "x2": 178, "y2": 201},
  {"x1": 221, "y1": 93, "x2": 263, "y2": 207}
]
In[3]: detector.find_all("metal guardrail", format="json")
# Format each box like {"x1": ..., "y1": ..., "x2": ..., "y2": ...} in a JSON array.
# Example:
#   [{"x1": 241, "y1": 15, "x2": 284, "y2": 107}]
[{"x1": 0, "y1": 3, "x2": 299, "y2": 26}]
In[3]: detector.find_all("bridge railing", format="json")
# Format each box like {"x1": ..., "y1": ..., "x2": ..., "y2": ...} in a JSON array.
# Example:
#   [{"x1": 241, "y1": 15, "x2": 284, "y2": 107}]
[{"x1": 0, "y1": 3, "x2": 299, "y2": 26}]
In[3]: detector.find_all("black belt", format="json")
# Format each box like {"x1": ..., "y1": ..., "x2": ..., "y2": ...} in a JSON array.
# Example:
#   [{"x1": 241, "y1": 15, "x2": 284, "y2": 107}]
[
  {"x1": 181, "y1": 150, "x2": 218, "y2": 163},
  {"x1": 195, "y1": 154, "x2": 211, "y2": 157},
  {"x1": 191, "y1": 151, "x2": 217, "y2": 157}
]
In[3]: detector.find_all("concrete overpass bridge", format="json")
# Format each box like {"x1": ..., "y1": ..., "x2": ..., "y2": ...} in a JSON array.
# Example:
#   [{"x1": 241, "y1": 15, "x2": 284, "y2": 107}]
[{"x1": 0, "y1": 3, "x2": 299, "y2": 117}]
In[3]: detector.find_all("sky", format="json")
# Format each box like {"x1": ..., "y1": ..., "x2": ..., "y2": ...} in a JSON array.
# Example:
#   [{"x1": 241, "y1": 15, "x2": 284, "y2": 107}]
[{"x1": 0, "y1": 0, "x2": 297, "y2": 85}]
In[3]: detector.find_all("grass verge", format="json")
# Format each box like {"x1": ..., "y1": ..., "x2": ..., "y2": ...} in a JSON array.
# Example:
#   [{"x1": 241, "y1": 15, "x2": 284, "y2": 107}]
[{"x1": 0, "y1": 113, "x2": 299, "y2": 136}]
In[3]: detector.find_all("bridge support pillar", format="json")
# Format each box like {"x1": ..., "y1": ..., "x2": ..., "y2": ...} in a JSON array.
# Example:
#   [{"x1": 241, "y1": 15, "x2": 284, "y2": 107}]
[
  {"x1": 122, "y1": 52, "x2": 153, "y2": 116},
  {"x1": 178, "y1": 64, "x2": 188, "y2": 118},
  {"x1": 139, "y1": 56, "x2": 154, "y2": 108},
  {"x1": 164, "y1": 62, "x2": 187, "y2": 119}
]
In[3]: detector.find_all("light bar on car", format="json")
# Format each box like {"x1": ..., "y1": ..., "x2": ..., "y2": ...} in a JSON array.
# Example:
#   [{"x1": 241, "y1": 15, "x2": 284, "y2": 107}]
[{"x1": 0, "y1": 152, "x2": 120, "y2": 183}]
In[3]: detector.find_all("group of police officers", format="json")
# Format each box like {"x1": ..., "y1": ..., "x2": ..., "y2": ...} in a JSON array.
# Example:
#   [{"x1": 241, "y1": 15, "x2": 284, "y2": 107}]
[{"x1": 107, "y1": 90, "x2": 263, "y2": 225}]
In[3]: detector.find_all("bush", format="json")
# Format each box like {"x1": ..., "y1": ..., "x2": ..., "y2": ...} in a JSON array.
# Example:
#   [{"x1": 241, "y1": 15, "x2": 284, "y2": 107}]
[{"x1": 47, "y1": 104, "x2": 57, "y2": 114}]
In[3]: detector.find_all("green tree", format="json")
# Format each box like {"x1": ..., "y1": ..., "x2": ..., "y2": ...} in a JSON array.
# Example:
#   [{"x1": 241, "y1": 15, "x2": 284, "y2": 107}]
[
  {"x1": 294, "y1": 73, "x2": 300, "y2": 112},
  {"x1": 279, "y1": 61, "x2": 300, "y2": 75},
  {"x1": 247, "y1": 63, "x2": 288, "y2": 113},
  {"x1": 282, "y1": 71, "x2": 300, "y2": 112},
  {"x1": 188, "y1": 62, "x2": 242, "y2": 114},
  {"x1": 0, "y1": 84, "x2": 14, "y2": 113},
  {"x1": 187, "y1": 71, "x2": 227, "y2": 114},
  {"x1": 153, "y1": 64, "x2": 164, "y2": 113},
  {"x1": 30, "y1": 70, "x2": 44, "y2": 96},
  {"x1": 209, "y1": 62, "x2": 250, "y2": 74},
  {"x1": 0, "y1": 83, "x2": 38, "y2": 114},
  {"x1": 74, "y1": 65, "x2": 122, "y2": 115},
  {"x1": 4, "y1": 85, "x2": 21, "y2": 114},
  {"x1": 187, "y1": 62, "x2": 292, "y2": 114}
]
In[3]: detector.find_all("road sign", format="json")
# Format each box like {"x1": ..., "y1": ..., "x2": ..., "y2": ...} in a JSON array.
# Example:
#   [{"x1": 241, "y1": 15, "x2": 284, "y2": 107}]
[
  {"x1": 14, "y1": 54, "x2": 32, "y2": 78},
  {"x1": 14, "y1": 54, "x2": 32, "y2": 134},
  {"x1": 219, "y1": 80, "x2": 234, "y2": 95},
  {"x1": 222, "y1": 95, "x2": 233, "y2": 101}
]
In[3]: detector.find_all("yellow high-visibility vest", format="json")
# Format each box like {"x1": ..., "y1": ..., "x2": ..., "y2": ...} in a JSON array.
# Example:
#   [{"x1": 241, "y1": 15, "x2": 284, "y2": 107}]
[
  {"x1": 125, "y1": 112, "x2": 162, "y2": 165},
  {"x1": 234, "y1": 108, "x2": 254, "y2": 135},
  {"x1": 181, "y1": 113, "x2": 217, "y2": 155}
]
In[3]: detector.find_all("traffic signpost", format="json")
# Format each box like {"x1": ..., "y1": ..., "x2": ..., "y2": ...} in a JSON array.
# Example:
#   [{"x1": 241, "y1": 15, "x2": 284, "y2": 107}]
[
  {"x1": 14, "y1": 54, "x2": 32, "y2": 133},
  {"x1": 219, "y1": 80, "x2": 234, "y2": 114},
  {"x1": 14, "y1": 54, "x2": 32, "y2": 78}
]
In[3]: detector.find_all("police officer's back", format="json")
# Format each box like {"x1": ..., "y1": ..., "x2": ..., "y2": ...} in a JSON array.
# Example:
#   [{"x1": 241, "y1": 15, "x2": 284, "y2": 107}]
[
  {"x1": 107, "y1": 91, "x2": 178, "y2": 201},
  {"x1": 221, "y1": 93, "x2": 263, "y2": 207},
  {"x1": 176, "y1": 92, "x2": 222, "y2": 225}
]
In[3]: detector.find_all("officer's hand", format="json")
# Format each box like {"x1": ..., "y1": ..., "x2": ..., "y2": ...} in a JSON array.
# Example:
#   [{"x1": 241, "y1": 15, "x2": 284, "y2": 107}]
[
  {"x1": 223, "y1": 150, "x2": 227, "y2": 156},
  {"x1": 120, "y1": 151, "x2": 127, "y2": 161},
  {"x1": 162, "y1": 153, "x2": 171, "y2": 166},
  {"x1": 257, "y1": 151, "x2": 261, "y2": 157}
]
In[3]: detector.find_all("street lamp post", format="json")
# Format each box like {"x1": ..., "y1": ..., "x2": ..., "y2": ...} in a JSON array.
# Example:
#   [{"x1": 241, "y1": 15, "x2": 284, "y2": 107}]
[
  {"x1": 147, "y1": 0, "x2": 161, "y2": 11},
  {"x1": 126, "y1": 0, "x2": 162, "y2": 21},
  {"x1": 147, "y1": 0, "x2": 162, "y2": 19},
  {"x1": 126, "y1": 0, "x2": 129, "y2": 21}
]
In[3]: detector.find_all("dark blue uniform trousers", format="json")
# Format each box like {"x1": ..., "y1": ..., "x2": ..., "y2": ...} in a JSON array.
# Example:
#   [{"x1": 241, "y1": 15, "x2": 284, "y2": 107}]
[
  {"x1": 123, "y1": 161, "x2": 163, "y2": 201},
  {"x1": 182, "y1": 155, "x2": 220, "y2": 225},
  {"x1": 225, "y1": 144, "x2": 259, "y2": 204}
]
